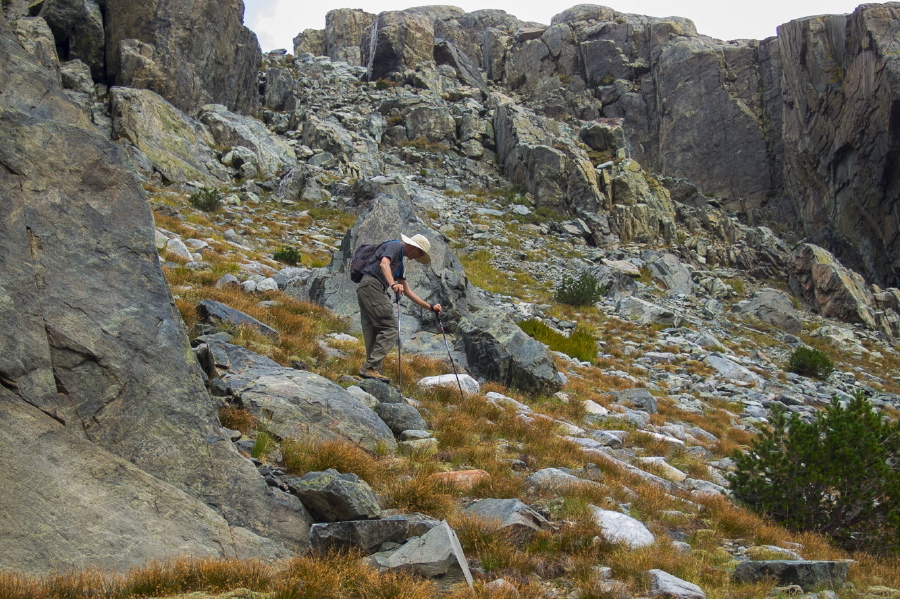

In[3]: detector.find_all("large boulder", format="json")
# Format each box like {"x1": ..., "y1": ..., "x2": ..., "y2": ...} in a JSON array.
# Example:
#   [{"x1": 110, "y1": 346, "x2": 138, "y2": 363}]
[
  {"x1": 204, "y1": 342, "x2": 397, "y2": 452},
  {"x1": 732, "y1": 288, "x2": 802, "y2": 334},
  {"x1": 788, "y1": 243, "x2": 877, "y2": 329},
  {"x1": 105, "y1": 0, "x2": 261, "y2": 115},
  {"x1": 283, "y1": 469, "x2": 381, "y2": 523},
  {"x1": 464, "y1": 498, "x2": 552, "y2": 543},
  {"x1": 590, "y1": 506, "x2": 655, "y2": 548},
  {"x1": 0, "y1": 19, "x2": 310, "y2": 572},
  {"x1": 369, "y1": 521, "x2": 473, "y2": 588},
  {"x1": 362, "y1": 10, "x2": 435, "y2": 81},
  {"x1": 198, "y1": 104, "x2": 295, "y2": 178},
  {"x1": 110, "y1": 87, "x2": 231, "y2": 185}
]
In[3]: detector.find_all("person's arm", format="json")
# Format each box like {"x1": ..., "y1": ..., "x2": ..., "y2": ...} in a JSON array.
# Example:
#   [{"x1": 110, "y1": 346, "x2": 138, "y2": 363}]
[
  {"x1": 399, "y1": 280, "x2": 442, "y2": 313},
  {"x1": 380, "y1": 256, "x2": 404, "y2": 296}
]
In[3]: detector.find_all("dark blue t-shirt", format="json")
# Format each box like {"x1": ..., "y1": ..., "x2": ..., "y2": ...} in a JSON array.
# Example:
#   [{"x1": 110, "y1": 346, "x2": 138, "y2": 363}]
[{"x1": 360, "y1": 240, "x2": 404, "y2": 290}]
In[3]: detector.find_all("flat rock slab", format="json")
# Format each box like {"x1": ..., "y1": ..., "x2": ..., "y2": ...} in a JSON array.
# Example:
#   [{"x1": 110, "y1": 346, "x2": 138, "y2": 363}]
[
  {"x1": 197, "y1": 300, "x2": 279, "y2": 339},
  {"x1": 464, "y1": 498, "x2": 551, "y2": 543},
  {"x1": 283, "y1": 469, "x2": 381, "y2": 523},
  {"x1": 213, "y1": 343, "x2": 396, "y2": 452},
  {"x1": 309, "y1": 519, "x2": 407, "y2": 554},
  {"x1": 732, "y1": 560, "x2": 849, "y2": 592},
  {"x1": 590, "y1": 506, "x2": 655, "y2": 548},
  {"x1": 648, "y1": 569, "x2": 706, "y2": 598},
  {"x1": 614, "y1": 388, "x2": 658, "y2": 413},
  {"x1": 369, "y1": 521, "x2": 473, "y2": 587}
]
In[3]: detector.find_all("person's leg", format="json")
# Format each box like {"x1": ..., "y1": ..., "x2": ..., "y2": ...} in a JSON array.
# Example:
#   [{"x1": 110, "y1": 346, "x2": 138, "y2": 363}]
[{"x1": 357, "y1": 278, "x2": 397, "y2": 373}]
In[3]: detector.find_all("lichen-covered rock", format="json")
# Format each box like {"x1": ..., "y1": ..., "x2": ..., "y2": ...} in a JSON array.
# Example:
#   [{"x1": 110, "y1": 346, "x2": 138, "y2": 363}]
[
  {"x1": 732, "y1": 560, "x2": 849, "y2": 592},
  {"x1": 284, "y1": 469, "x2": 381, "y2": 522},
  {"x1": 110, "y1": 87, "x2": 231, "y2": 184},
  {"x1": 788, "y1": 243, "x2": 877, "y2": 329},
  {"x1": 326, "y1": 8, "x2": 376, "y2": 66},
  {"x1": 198, "y1": 104, "x2": 295, "y2": 178}
]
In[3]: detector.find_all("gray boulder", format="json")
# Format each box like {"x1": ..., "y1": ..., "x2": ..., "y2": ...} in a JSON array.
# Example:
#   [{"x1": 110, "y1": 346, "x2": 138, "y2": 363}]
[
  {"x1": 12, "y1": 17, "x2": 61, "y2": 75},
  {"x1": 648, "y1": 254, "x2": 693, "y2": 296},
  {"x1": 110, "y1": 87, "x2": 231, "y2": 185},
  {"x1": 732, "y1": 560, "x2": 849, "y2": 592},
  {"x1": 590, "y1": 506, "x2": 655, "y2": 549},
  {"x1": 369, "y1": 521, "x2": 473, "y2": 588},
  {"x1": 613, "y1": 388, "x2": 658, "y2": 414},
  {"x1": 309, "y1": 519, "x2": 408, "y2": 554},
  {"x1": 406, "y1": 106, "x2": 456, "y2": 143},
  {"x1": 206, "y1": 343, "x2": 397, "y2": 452},
  {"x1": 198, "y1": 104, "x2": 295, "y2": 178},
  {"x1": 732, "y1": 288, "x2": 802, "y2": 334},
  {"x1": 458, "y1": 306, "x2": 562, "y2": 395},
  {"x1": 105, "y1": 0, "x2": 261, "y2": 115},
  {"x1": 648, "y1": 569, "x2": 706, "y2": 599},
  {"x1": 464, "y1": 498, "x2": 552, "y2": 543},
  {"x1": 0, "y1": 21, "x2": 309, "y2": 572},
  {"x1": 788, "y1": 243, "x2": 878, "y2": 329},
  {"x1": 263, "y1": 67, "x2": 295, "y2": 111},
  {"x1": 284, "y1": 469, "x2": 381, "y2": 523},
  {"x1": 375, "y1": 402, "x2": 429, "y2": 435},
  {"x1": 434, "y1": 39, "x2": 488, "y2": 91},
  {"x1": 616, "y1": 296, "x2": 685, "y2": 327}
]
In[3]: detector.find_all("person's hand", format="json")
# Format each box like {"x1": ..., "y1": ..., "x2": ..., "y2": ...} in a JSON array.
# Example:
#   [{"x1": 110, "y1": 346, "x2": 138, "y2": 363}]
[
  {"x1": 391, "y1": 282, "x2": 404, "y2": 296},
  {"x1": 431, "y1": 303, "x2": 442, "y2": 313}
]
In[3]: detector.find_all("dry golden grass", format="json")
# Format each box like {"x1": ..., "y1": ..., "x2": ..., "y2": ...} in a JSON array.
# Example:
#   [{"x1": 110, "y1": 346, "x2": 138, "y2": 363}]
[
  {"x1": 217, "y1": 406, "x2": 256, "y2": 434},
  {"x1": 281, "y1": 439, "x2": 388, "y2": 487},
  {"x1": 385, "y1": 474, "x2": 456, "y2": 519}
]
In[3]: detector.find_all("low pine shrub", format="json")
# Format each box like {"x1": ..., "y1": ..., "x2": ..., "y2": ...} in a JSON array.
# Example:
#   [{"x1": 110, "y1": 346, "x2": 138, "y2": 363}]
[
  {"x1": 519, "y1": 319, "x2": 597, "y2": 363},
  {"x1": 273, "y1": 246, "x2": 302, "y2": 266},
  {"x1": 787, "y1": 346, "x2": 834, "y2": 379},
  {"x1": 554, "y1": 272, "x2": 604, "y2": 306},
  {"x1": 188, "y1": 188, "x2": 223, "y2": 212},
  {"x1": 729, "y1": 393, "x2": 900, "y2": 554}
]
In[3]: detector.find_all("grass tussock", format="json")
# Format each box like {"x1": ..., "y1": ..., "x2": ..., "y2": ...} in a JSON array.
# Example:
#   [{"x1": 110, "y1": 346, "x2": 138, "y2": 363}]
[
  {"x1": 281, "y1": 439, "x2": 387, "y2": 487},
  {"x1": 519, "y1": 319, "x2": 597, "y2": 363}
]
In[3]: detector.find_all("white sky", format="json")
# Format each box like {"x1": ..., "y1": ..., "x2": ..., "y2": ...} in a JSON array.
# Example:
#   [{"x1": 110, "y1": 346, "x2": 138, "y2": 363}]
[{"x1": 243, "y1": 1, "x2": 875, "y2": 52}]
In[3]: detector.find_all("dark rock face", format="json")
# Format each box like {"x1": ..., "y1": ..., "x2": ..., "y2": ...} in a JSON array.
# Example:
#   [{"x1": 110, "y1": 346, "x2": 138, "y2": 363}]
[
  {"x1": 105, "y1": 0, "x2": 261, "y2": 115},
  {"x1": 38, "y1": 0, "x2": 105, "y2": 79},
  {"x1": 0, "y1": 16, "x2": 309, "y2": 572}
]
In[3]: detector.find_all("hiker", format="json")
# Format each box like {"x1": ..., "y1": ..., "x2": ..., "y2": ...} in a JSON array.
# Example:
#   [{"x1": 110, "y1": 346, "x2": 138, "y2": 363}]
[{"x1": 355, "y1": 234, "x2": 442, "y2": 382}]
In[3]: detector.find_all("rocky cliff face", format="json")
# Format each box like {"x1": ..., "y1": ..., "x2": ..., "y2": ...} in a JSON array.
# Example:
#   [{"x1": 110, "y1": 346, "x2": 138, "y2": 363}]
[
  {"x1": 303, "y1": 4, "x2": 900, "y2": 288},
  {"x1": 5, "y1": 0, "x2": 261, "y2": 115},
  {"x1": 0, "y1": 12, "x2": 308, "y2": 572}
]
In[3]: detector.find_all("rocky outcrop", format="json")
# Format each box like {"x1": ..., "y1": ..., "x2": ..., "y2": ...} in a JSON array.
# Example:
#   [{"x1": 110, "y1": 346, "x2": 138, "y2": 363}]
[
  {"x1": 325, "y1": 8, "x2": 376, "y2": 66},
  {"x1": 0, "y1": 16, "x2": 309, "y2": 572},
  {"x1": 362, "y1": 11, "x2": 435, "y2": 81},
  {"x1": 198, "y1": 104, "x2": 296, "y2": 179},
  {"x1": 788, "y1": 243, "x2": 877, "y2": 329},
  {"x1": 110, "y1": 87, "x2": 232, "y2": 185},
  {"x1": 732, "y1": 560, "x2": 849, "y2": 592},
  {"x1": 105, "y1": 0, "x2": 261, "y2": 115},
  {"x1": 37, "y1": 0, "x2": 105, "y2": 79},
  {"x1": 732, "y1": 288, "x2": 803, "y2": 334}
]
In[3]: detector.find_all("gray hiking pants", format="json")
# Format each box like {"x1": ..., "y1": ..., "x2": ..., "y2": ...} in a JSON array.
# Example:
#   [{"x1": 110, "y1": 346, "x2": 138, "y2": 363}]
[{"x1": 357, "y1": 275, "x2": 398, "y2": 372}]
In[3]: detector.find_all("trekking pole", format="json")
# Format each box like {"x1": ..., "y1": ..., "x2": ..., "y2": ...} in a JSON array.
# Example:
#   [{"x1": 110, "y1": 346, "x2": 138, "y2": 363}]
[
  {"x1": 436, "y1": 312, "x2": 466, "y2": 402},
  {"x1": 395, "y1": 292, "x2": 402, "y2": 393}
]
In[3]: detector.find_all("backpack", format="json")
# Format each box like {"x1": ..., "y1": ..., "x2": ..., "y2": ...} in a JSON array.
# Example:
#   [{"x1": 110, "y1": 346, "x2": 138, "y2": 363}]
[{"x1": 349, "y1": 241, "x2": 389, "y2": 283}]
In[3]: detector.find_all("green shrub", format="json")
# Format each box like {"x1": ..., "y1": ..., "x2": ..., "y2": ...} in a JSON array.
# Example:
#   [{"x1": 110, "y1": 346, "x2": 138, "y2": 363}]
[
  {"x1": 729, "y1": 393, "x2": 900, "y2": 554},
  {"x1": 787, "y1": 346, "x2": 834, "y2": 379},
  {"x1": 375, "y1": 79, "x2": 391, "y2": 90},
  {"x1": 554, "y1": 272, "x2": 605, "y2": 306},
  {"x1": 519, "y1": 319, "x2": 597, "y2": 363},
  {"x1": 188, "y1": 188, "x2": 223, "y2": 212},
  {"x1": 273, "y1": 246, "x2": 302, "y2": 266}
]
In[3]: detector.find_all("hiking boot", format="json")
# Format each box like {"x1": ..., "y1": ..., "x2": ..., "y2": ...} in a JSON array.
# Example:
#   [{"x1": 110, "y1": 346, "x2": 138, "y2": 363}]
[{"x1": 358, "y1": 368, "x2": 390, "y2": 383}]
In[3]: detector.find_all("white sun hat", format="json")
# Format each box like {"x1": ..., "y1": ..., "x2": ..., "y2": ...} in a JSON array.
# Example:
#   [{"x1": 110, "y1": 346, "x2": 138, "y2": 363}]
[{"x1": 401, "y1": 233, "x2": 432, "y2": 264}]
